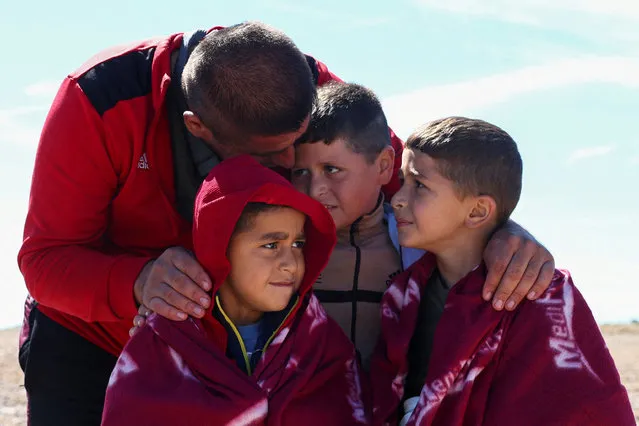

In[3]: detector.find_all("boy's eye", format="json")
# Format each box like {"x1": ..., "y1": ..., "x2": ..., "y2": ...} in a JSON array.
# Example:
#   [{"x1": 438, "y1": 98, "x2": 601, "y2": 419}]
[
  {"x1": 262, "y1": 242, "x2": 278, "y2": 249},
  {"x1": 291, "y1": 169, "x2": 309, "y2": 178},
  {"x1": 416, "y1": 181, "x2": 428, "y2": 190},
  {"x1": 325, "y1": 165, "x2": 341, "y2": 174},
  {"x1": 292, "y1": 240, "x2": 306, "y2": 249}
]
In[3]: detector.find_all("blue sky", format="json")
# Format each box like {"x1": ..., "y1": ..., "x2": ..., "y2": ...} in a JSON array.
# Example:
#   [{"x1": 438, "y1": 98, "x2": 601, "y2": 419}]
[{"x1": 1, "y1": 0, "x2": 638, "y2": 328}]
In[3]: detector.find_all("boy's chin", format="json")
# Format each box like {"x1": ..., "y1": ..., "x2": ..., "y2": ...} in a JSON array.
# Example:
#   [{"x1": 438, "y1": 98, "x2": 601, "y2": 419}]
[{"x1": 398, "y1": 234, "x2": 426, "y2": 250}]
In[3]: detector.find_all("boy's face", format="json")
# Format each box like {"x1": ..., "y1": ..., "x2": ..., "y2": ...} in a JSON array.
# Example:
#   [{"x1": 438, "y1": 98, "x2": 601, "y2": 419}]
[
  {"x1": 391, "y1": 149, "x2": 473, "y2": 252},
  {"x1": 291, "y1": 138, "x2": 392, "y2": 231},
  {"x1": 221, "y1": 207, "x2": 306, "y2": 322}
]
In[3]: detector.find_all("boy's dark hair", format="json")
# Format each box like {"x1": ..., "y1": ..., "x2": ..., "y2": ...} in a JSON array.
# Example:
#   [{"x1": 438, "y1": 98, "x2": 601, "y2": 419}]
[
  {"x1": 407, "y1": 117, "x2": 522, "y2": 225},
  {"x1": 296, "y1": 82, "x2": 391, "y2": 163},
  {"x1": 233, "y1": 202, "x2": 286, "y2": 235},
  {"x1": 182, "y1": 22, "x2": 315, "y2": 144}
]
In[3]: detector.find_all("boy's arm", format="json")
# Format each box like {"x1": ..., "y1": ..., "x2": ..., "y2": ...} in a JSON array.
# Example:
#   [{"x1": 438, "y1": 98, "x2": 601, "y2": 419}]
[
  {"x1": 484, "y1": 271, "x2": 635, "y2": 425},
  {"x1": 482, "y1": 219, "x2": 555, "y2": 310},
  {"x1": 310, "y1": 56, "x2": 403, "y2": 198}
]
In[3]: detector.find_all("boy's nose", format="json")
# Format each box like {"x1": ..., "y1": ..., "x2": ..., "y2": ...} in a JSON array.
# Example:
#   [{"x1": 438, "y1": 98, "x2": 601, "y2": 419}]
[
  {"x1": 391, "y1": 189, "x2": 407, "y2": 210},
  {"x1": 309, "y1": 174, "x2": 328, "y2": 200},
  {"x1": 279, "y1": 248, "x2": 300, "y2": 274}
]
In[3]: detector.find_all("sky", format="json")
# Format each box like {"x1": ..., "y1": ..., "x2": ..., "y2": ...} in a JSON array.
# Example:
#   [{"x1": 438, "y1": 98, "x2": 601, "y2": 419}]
[{"x1": 1, "y1": 0, "x2": 638, "y2": 329}]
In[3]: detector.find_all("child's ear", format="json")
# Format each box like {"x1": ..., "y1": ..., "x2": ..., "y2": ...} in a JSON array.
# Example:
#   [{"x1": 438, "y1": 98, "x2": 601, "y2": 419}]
[
  {"x1": 376, "y1": 146, "x2": 395, "y2": 185},
  {"x1": 466, "y1": 195, "x2": 497, "y2": 228}
]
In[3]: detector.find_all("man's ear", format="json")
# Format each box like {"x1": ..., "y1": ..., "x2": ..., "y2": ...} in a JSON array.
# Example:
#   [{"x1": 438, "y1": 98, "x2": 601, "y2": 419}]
[
  {"x1": 184, "y1": 111, "x2": 214, "y2": 143},
  {"x1": 376, "y1": 146, "x2": 396, "y2": 185},
  {"x1": 466, "y1": 195, "x2": 497, "y2": 229}
]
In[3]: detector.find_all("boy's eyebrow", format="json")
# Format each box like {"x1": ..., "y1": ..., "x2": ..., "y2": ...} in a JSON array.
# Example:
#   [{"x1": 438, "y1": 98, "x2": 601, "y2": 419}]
[
  {"x1": 259, "y1": 232, "x2": 289, "y2": 241},
  {"x1": 408, "y1": 166, "x2": 428, "y2": 179}
]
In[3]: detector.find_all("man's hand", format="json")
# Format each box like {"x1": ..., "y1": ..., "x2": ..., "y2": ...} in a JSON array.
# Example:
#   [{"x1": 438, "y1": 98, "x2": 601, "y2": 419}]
[
  {"x1": 483, "y1": 221, "x2": 554, "y2": 311},
  {"x1": 129, "y1": 304, "x2": 152, "y2": 337},
  {"x1": 133, "y1": 247, "x2": 212, "y2": 322}
]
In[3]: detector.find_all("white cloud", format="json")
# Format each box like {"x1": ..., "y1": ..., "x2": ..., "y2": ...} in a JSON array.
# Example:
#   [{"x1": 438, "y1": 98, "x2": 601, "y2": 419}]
[
  {"x1": 0, "y1": 106, "x2": 48, "y2": 148},
  {"x1": 24, "y1": 80, "x2": 60, "y2": 99},
  {"x1": 414, "y1": 0, "x2": 639, "y2": 46},
  {"x1": 382, "y1": 56, "x2": 639, "y2": 138},
  {"x1": 0, "y1": 81, "x2": 56, "y2": 148},
  {"x1": 567, "y1": 146, "x2": 615, "y2": 164}
]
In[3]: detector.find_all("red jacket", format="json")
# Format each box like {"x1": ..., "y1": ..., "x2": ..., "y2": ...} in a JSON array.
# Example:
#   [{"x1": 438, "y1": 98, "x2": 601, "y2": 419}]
[
  {"x1": 370, "y1": 253, "x2": 634, "y2": 426},
  {"x1": 101, "y1": 156, "x2": 370, "y2": 425},
  {"x1": 18, "y1": 29, "x2": 404, "y2": 355}
]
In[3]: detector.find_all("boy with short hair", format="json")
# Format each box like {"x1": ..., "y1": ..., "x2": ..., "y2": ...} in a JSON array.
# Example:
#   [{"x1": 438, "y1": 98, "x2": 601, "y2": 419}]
[
  {"x1": 101, "y1": 155, "x2": 369, "y2": 426},
  {"x1": 292, "y1": 83, "x2": 553, "y2": 369},
  {"x1": 370, "y1": 117, "x2": 634, "y2": 425},
  {"x1": 292, "y1": 83, "x2": 399, "y2": 368}
]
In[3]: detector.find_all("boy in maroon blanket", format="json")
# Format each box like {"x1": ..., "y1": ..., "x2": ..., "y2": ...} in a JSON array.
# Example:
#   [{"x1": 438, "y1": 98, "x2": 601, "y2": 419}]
[
  {"x1": 101, "y1": 155, "x2": 369, "y2": 426},
  {"x1": 370, "y1": 117, "x2": 634, "y2": 426}
]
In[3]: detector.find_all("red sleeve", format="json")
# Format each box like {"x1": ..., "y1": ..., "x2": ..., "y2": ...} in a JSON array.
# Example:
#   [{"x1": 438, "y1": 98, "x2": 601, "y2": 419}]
[
  {"x1": 18, "y1": 78, "x2": 153, "y2": 322},
  {"x1": 312, "y1": 57, "x2": 404, "y2": 199},
  {"x1": 484, "y1": 272, "x2": 635, "y2": 425}
]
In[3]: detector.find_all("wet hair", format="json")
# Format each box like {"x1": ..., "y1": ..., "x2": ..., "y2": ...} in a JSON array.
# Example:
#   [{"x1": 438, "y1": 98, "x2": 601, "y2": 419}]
[
  {"x1": 296, "y1": 82, "x2": 391, "y2": 163},
  {"x1": 233, "y1": 202, "x2": 286, "y2": 235},
  {"x1": 407, "y1": 117, "x2": 523, "y2": 225},
  {"x1": 182, "y1": 21, "x2": 315, "y2": 144}
]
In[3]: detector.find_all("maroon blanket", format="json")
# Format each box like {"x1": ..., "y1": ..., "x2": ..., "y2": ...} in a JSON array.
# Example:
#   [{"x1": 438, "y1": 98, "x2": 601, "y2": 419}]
[
  {"x1": 371, "y1": 253, "x2": 634, "y2": 426},
  {"x1": 102, "y1": 156, "x2": 369, "y2": 425}
]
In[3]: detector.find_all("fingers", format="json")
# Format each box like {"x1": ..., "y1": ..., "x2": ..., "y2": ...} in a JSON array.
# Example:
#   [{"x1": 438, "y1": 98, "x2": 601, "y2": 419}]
[
  {"x1": 526, "y1": 260, "x2": 555, "y2": 300},
  {"x1": 170, "y1": 247, "x2": 212, "y2": 292},
  {"x1": 138, "y1": 304, "x2": 152, "y2": 317},
  {"x1": 161, "y1": 266, "x2": 210, "y2": 315},
  {"x1": 129, "y1": 305, "x2": 152, "y2": 338},
  {"x1": 482, "y1": 234, "x2": 518, "y2": 302},
  {"x1": 486, "y1": 237, "x2": 538, "y2": 311},
  {"x1": 500, "y1": 252, "x2": 544, "y2": 310},
  {"x1": 138, "y1": 247, "x2": 212, "y2": 320},
  {"x1": 147, "y1": 296, "x2": 188, "y2": 321}
]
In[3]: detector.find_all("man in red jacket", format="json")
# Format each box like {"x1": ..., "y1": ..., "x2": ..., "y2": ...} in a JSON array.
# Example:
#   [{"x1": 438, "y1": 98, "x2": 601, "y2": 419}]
[{"x1": 18, "y1": 22, "x2": 553, "y2": 426}]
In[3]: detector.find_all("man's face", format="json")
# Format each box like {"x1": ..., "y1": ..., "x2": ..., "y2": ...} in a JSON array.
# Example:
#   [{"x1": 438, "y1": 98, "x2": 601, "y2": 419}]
[
  {"x1": 219, "y1": 207, "x2": 307, "y2": 324},
  {"x1": 291, "y1": 138, "x2": 387, "y2": 231},
  {"x1": 224, "y1": 117, "x2": 311, "y2": 169},
  {"x1": 184, "y1": 112, "x2": 310, "y2": 169}
]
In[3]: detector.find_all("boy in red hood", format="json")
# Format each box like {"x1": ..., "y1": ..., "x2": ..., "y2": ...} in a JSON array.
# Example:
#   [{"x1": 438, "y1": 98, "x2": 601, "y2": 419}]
[
  {"x1": 101, "y1": 155, "x2": 369, "y2": 426},
  {"x1": 370, "y1": 117, "x2": 634, "y2": 426}
]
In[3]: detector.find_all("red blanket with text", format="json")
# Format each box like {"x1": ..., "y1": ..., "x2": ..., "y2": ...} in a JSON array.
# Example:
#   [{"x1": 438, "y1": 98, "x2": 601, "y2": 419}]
[
  {"x1": 370, "y1": 253, "x2": 634, "y2": 426},
  {"x1": 101, "y1": 156, "x2": 370, "y2": 426}
]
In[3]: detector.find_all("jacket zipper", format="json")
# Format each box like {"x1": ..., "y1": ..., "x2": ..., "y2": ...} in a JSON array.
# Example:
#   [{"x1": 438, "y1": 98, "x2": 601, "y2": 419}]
[
  {"x1": 216, "y1": 295, "x2": 300, "y2": 376},
  {"x1": 349, "y1": 219, "x2": 362, "y2": 344}
]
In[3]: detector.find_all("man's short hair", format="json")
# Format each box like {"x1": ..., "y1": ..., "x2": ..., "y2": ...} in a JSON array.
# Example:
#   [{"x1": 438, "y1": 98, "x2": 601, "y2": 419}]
[
  {"x1": 407, "y1": 117, "x2": 523, "y2": 224},
  {"x1": 182, "y1": 22, "x2": 315, "y2": 144},
  {"x1": 296, "y1": 82, "x2": 391, "y2": 163}
]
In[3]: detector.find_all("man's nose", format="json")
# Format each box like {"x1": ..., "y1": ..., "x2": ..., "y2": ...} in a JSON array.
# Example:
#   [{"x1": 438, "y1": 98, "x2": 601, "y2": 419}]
[{"x1": 271, "y1": 146, "x2": 296, "y2": 169}]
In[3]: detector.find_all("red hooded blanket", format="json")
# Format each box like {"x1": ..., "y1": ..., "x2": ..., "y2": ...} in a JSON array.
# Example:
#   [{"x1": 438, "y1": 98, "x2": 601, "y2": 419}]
[
  {"x1": 102, "y1": 156, "x2": 370, "y2": 426},
  {"x1": 371, "y1": 253, "x2": 634, "y2": 426}
]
